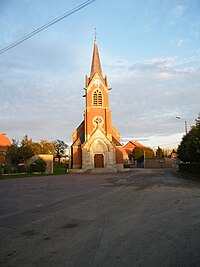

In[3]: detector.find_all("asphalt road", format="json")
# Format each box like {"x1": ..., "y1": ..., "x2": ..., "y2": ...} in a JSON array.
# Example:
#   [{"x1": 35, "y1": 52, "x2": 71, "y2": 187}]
[{"x1": 0, "y1": 169, "x2": 200, "y2": 267}]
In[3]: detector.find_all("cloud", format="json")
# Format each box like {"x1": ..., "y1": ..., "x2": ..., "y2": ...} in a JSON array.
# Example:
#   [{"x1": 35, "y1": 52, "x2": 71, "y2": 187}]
[
  {"x1": 176, "y1": 39, "x2": 184, "y2": 47},
  {"x1": 121, "y1": 137, "x2": 150, "y2": 142},
  {"x1": 1, "y1": 49, "x2": 199, "y2": 148},
  {"x1": 165, "y1": 4, "x2": 186, "y2": 26},
  {"x1": 103, "y1": 55, "x2": 195, "y2": 83},
  {"x1": 121, "y1": 133, "x2": 184, "y2": 148},
  {"x1": 1, "y1": 0, "x2": 199, "y2": 150},
  {"x1": 129, "y1": 58, "x2": 189, "y2": 76},
  {"x1": 171, "y1": 37, "x2": 187, "y2": 48},
  {"x1": 171, "y1": 5, "x2": 185, "y2": 20},
  {"x1": 100, "y1": 54, "x2": 200, "y2": 147}
]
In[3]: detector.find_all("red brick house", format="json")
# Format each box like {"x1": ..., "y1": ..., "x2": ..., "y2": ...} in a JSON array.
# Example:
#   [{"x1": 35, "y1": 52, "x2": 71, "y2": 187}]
[
  {"x1": 122, "y1": 141, "x2": 146, "y2": 162},
  {"x1": 0, "y1": 132, "x2": 11, "y2": 164}
]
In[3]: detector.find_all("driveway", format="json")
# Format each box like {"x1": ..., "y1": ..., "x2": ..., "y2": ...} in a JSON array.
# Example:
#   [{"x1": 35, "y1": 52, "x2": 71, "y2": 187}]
[{"x1": 0, "y1": 169, "x2": 200, "y2": 267}]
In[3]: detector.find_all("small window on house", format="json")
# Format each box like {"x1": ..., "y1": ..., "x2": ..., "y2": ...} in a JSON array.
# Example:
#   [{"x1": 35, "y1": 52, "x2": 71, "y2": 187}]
[{"x1": 93, "y1": 90, "x2": 103, "y2": 106}]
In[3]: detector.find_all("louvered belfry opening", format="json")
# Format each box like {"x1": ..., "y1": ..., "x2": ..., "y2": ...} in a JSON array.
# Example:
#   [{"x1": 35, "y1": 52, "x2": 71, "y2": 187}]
[{"x1": 93, "y1": 90, "x2": 102, "y2": 106}]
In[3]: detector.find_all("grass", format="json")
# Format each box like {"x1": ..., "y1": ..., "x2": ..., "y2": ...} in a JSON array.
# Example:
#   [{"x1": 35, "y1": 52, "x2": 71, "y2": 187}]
[
  {"x1": 0, "y1": 163, "x2": 69, "y2": 179},
  {"x1": 0, "y1": 173, "x2": 49, "y2": 179},
  {"x1": 53, "y1": 163, "x2": 69, "y2": 175},
  {"x1": 177, "y1": 170, "x2": 200, "y2": 182}
]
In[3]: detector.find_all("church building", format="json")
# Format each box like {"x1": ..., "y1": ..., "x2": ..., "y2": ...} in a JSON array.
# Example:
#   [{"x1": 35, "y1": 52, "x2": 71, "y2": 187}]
[{"x1": 71, "y1": 40, "x2": 124, "y2": 172}]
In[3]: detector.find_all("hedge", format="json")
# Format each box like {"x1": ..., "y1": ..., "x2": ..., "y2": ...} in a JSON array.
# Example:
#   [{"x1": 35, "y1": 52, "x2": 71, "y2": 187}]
[{"x1": 179, "y1": 163, "x2": 200, "y2": 179}]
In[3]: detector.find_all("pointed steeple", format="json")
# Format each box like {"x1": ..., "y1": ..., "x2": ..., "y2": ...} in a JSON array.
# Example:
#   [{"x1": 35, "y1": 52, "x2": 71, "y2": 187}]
[{"x1": 90, "y1": 40, "x2": 103, "y2": 79}]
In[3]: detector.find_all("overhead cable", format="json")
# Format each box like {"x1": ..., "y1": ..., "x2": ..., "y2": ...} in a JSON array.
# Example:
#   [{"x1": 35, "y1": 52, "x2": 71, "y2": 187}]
[{"x1": 0, "y1": 0, "x2": 96, "y2": 55}]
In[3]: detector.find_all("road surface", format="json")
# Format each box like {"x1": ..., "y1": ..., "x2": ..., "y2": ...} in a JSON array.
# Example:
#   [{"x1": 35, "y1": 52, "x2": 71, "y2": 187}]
[{"x1": 0, "y1": 169, "x2": 200, "y2": 267}]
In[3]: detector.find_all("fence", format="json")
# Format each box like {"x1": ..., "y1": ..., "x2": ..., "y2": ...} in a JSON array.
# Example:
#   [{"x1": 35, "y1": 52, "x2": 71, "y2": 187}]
[{"x1": 145, "y1": 158, "x2": 175, "y2": 168}]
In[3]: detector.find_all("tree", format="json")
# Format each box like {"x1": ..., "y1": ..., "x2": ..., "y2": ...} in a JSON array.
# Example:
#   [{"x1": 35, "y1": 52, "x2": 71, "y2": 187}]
[
  {"x1": 30, "y1": 158, "x2": 46, "y2": 173},
  {"x1": 20, "y1": 136, "x2": 34, "y2": 164},
  {"x1": 29, "y1": 142, "x2": 43, "y2": 155},
  {"x1": 6, "y1": 140, "x2": 21, "y2": 166},
  {"x1": 156, "y1": 146, "x2": 164, "y2": 158},
  {"x1": 178, "y1": 114, "x2": 200, "y2": 163},
  {"x1": 132, "y1": 147, "x2": 144, "y2": 162},
  {"x1": 53, "y1": 140, "x2": 68, "y2": 162},
  {"x1": 6, "y1": 137, "x2": 34, "y2": 168},
  {"x1": 29, "y1": 140, "x2": 56, "y2": 156},
  {"x1": 177, "y1": 134, "x2": 189, "y2": 162},
  {"x1": 132, "y1": 147, "x2": 154, "y2": 162},
  {"x1": 144, "y1": 147, "x2": 155, "y2": 159},
  {"x1": 38, "y1": 140, "x2": 55, "y2": 155}
]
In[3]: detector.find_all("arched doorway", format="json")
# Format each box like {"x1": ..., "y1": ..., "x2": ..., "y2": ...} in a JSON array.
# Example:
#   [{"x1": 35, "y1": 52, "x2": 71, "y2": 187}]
[{"x1": 94, "y1": 154, "x2": 104, "y2": 168}]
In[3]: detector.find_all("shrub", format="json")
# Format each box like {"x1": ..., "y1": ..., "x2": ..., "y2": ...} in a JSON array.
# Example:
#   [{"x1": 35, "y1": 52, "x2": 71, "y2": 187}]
[
  {"x1": 123, "y1": 164, "x2": 130, "y2": 168},
  {"x1": 30, "y1": 158, "x2": 46, "y2": 173},
  {"x1": 1, "y1": 165, "x2": 15, "y2": 174},
  {"x1": 179, "y1": 163, "x2": 200, "y2": 179}
]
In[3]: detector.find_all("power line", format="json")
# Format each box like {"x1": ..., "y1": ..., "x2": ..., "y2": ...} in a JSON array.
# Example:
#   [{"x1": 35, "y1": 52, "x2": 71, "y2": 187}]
[{"x1": 0, "y1": 0, "x2": 96, "y2": 55}]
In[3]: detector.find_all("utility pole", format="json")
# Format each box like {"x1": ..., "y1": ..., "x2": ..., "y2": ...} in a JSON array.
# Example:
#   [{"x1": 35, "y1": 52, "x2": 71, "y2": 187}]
[{"x1": 176, "y1": 116, "x2": 188, "y2": 135}]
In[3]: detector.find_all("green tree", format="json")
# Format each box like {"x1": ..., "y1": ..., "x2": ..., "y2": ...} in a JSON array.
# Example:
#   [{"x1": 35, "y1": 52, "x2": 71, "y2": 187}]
[
  {"x1": 156, "y1": 146, "x2": 164, "y2": 158},
  {"x1": 132, "y1": 147, "x2": 154, "y2": 162},
  {"x1": 53, "y1": 140, "x2": 68, "y2": 162},
  {"x1": 132, "y1": 147, "x2": 144, "y2": 162},
  {"x1": 178, "y1": 115, "x2": 200, "y2": 163},
  {"x1": 29, "y1": 140, "x2": 56, "y2": 156},
  {"x1": 144, "y1": 147, "x2": 155, "y2": 159},
  {"x1": 20, "y1": 136, "x2": 34, "y2": 164},
  {"x1": 30, "y1": 158, "x2": 46, "y2": 173},
  {"x1": 30, "y1": 142, "x2": 43, "y2": 155},
  {"x1": 5, "y1": 136, "x2": 33, "y2": 168},
  {"x1": 6, "y1": 140, "x2": 21, "y2": 166},
  {"x1": 38, "y1": 140, "x2": 55, "y2": 155}
]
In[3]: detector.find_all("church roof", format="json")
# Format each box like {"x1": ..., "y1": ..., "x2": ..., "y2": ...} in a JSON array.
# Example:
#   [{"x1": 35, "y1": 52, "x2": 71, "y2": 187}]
[
  {"x1": 0, "y1": 132, "x2": 11, "y2": 147},
  {"x1": 112, "y1": 136, "x2": 122, "y2": 146},
  {"x1": 72, "y1": 134, "x2": 85, "y2": 146},
  {"x1": 90, "y1": 40, "x2": 103, "y2": 79}
]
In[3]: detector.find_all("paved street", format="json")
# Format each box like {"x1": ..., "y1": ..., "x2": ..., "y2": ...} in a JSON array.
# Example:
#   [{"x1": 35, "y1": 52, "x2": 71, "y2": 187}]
[{"x1": 0, "y1": 169, "x2": 200, "y2": 267}]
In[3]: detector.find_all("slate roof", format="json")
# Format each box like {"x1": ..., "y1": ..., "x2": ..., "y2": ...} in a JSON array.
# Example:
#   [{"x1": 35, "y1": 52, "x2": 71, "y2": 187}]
[
  {"x1": 72, "y1": 134, "x2": 85, "y2": 146},
  {"x1": 112, "y1": 136, "x2": 122, "y2": 146},
  {"x1": 90, "y1": 40, "x2": 103, "y2": 79}
]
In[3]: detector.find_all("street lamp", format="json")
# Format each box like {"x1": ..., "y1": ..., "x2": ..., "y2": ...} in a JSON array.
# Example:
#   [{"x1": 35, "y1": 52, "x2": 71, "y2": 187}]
[{"x1": 176, "y1": 116, "x2": 188, "y2": 135}]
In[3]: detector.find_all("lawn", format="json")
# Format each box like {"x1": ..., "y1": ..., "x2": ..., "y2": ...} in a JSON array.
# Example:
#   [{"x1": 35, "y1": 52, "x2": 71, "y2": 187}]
[{"x1": 0, "y1": 163, "x2": 69, "y2": 179}]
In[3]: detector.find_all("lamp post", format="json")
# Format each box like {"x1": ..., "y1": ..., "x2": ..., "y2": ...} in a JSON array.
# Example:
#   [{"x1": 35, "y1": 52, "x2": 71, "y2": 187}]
[{"x1": 176, "y1": 116, "x2": 188, "y2": 135}]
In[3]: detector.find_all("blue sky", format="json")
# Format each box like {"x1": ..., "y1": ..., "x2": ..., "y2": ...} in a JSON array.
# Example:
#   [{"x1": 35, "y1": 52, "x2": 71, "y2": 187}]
[{"x1": 0, "y1": 0, "x2": 200, "y2": 149}]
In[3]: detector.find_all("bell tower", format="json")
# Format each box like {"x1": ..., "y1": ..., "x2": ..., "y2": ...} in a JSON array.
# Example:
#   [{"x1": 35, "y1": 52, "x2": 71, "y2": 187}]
[
  {"x1": 84, "y1": 40, "x2": 112, "y2": 142},
  {"x1": 71, "y1": 39, "x2": 125, "y2": 172}
]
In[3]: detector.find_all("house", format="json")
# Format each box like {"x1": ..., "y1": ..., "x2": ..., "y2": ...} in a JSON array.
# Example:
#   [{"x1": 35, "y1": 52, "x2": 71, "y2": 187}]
[
  {"x1": 123, "y1": 140, "x2": 145, "y2": 160},
  {"x1": 0, "y1": 132, "x2": 11, "y2": 164}
]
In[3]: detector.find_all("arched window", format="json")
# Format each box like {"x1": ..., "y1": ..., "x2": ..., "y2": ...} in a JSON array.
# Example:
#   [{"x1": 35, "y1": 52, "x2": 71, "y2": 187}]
[{"x1": 93, "y1": 90, "x2": 103, "y2": 107}]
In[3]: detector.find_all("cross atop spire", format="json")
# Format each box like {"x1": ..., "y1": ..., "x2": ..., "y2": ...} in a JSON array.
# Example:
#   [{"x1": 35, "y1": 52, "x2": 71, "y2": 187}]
[
  {"x1": 90, "y1": 38, "x2": 103, "y2": 79},
  {"x1": 94, "y1": 27, "x2": 97, "y2": 41}
]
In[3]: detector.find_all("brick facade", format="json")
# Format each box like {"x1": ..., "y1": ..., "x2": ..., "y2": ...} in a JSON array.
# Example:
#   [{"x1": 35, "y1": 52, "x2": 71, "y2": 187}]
[
  {"x1": 71, "y1": 41, "x2": 124, "y2": 172},
  {"x1": 0, "y1": 133, "x2": 11, "y2": 164}
]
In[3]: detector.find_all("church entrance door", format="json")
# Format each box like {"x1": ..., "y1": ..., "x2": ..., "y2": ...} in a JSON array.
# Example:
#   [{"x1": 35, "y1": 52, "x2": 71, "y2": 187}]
[{"x1": 94, "y1": 154, "x2": 104, "y2": 168}]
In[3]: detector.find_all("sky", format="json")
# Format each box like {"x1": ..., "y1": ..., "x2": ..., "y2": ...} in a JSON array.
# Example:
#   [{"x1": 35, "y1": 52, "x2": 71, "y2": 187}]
[{"x1": 0, "y1": 0, "x2": 200, "y2": 149}]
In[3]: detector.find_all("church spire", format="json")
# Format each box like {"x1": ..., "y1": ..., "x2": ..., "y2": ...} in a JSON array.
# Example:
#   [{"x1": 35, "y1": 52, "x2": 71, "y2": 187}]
[{"x1": 90, "y1": 39, "x2": 103, "y2": 79}]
